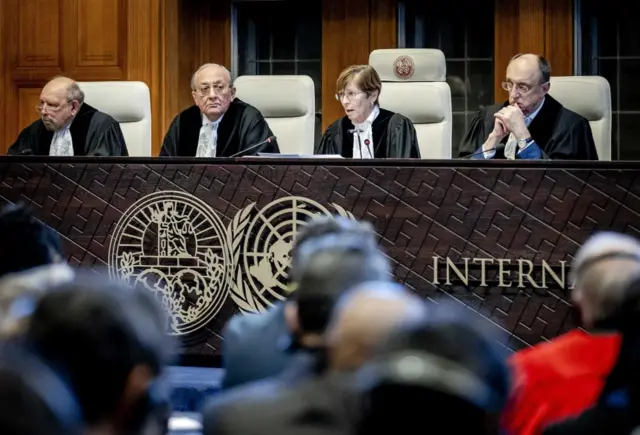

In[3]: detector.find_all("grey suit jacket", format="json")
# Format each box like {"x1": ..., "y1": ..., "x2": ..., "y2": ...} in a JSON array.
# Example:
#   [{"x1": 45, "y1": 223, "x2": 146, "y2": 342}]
[
  {"x1": 221, "y1": 303, "x2": 291, "y2": 390},
  {"x1": 203, "y1": 370, "x2": 356, "y2": 435}
]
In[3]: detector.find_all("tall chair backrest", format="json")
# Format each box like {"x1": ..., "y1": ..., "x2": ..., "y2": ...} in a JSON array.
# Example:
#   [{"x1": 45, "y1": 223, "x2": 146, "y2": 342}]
[
  {"x1": 369, "y1": 49, "x2": 452, "y2": 159},
  {"x1": 548, "y1": 76, "x2": 612, "y2": 161},
  {"x1": 233, "y1": 75, "x2": 315, "y2": 155},
  {"x1": 77, "y1": 81, "x2": 152, "y2": 157}
]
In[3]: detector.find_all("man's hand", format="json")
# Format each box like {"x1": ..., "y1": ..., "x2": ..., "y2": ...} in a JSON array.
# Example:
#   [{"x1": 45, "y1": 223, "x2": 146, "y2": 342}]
[
  {"x1": 494, "y1": 105, "x2": 529, "y2": 140},
  {"x1": 483, "y1": 117, "x2": 509, "y2": 152}
]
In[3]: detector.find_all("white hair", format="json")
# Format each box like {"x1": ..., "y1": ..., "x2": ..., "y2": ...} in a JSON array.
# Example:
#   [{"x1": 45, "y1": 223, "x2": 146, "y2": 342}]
[
  {"x1": 573, "y1": 231, "x2": 640, "y2": 322},
  {"x1": 190, "y1": 63, "x2": 234, "y2": 90}
]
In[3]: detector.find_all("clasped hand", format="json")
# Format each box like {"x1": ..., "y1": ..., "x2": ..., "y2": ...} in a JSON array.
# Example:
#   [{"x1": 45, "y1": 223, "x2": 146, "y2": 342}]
[{"x1": 491, "y1": 105, "x2": 529, "y2": 140}]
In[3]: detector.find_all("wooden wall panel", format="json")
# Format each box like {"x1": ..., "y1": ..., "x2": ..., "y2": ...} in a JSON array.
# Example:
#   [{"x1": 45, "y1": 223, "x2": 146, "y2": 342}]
[
  {"x1": 494, "y1": 0, "x2": 573, "y2": 103},
  {"x1": 322, "y1": 0, "x2": 397, "y2": 131}
]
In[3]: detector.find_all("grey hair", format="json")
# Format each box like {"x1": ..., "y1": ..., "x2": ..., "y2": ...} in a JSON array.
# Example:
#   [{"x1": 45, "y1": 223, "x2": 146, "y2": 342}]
[
  {"x1": 510, "y1": 53, "x2": 551, "y2": 84},
  {"x1": 190, "y1": 63, "x2": 234, "y2": 91},
  {"x1": 572, "y1": 232, "x2": 640, "y2": 322},
  {"x1": 66, "y1": 81, "x2": 85, "y2": 105}
]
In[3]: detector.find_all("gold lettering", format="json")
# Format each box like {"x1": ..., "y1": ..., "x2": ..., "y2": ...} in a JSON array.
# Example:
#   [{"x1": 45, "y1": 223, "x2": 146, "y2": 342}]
[
  {"x1": 432, "y1": 256, "x2": 440, "y2": 284},
  {"x1": 542, "y1": 260, "x2": 566, "y2": 289},
  {"x1": 473, "y1": 258, "x2": 494, "y2": 287},
  {"x1": 517, "y1": 259, "x2": 542, "y2": 288},
  {"x1": 445, "y1": 257, "x2": 469, "y2": 285},
  {"x1": 498, "y1": 259, "x2": 512, "y2": 287}
]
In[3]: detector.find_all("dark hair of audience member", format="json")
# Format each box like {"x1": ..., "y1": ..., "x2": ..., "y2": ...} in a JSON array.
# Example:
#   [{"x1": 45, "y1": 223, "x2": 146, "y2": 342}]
[
  {"x1": 292, "y1": 233, "x2": 391, "y2": 335},
  {"x1": 0, "y1": 203, "x2": 63, "y2": 277},
  {"x1": 357, "y1": 303, "x2": 510, "y2": 435},
  {"x1": 21, "y1": 274, "x2": 172, "y2": 426}
]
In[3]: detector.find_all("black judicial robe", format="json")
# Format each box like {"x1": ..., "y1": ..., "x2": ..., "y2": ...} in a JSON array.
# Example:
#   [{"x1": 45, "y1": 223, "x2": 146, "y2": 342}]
[
  {"x1": 160, "y1": 99, "x2": 280, "y2": 157},
  {"x1": 315, "y1": 108, "x2": 420, "y2": 158},
  {"x1": 7, "y1": 103, "x2": 129, "y2": 157},
  {"x1": 7, "y1": 103, "x2": 128, "y2": 156},
  {"x1": 458, "y1": 95, "x2": 598, "y2": 160}
]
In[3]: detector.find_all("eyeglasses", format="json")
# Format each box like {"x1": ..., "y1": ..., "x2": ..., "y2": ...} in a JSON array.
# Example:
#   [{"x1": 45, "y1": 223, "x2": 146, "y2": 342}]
[
  {"x1": 501, "y1": 81, "x2": 548, "y2": 94},
  {"x1": 195, "y1": 84, "x2": 230, "y2": 97},
  {"x1": 335, "y1": 91, "x2": 365, "y2": 101},
  {"x1": 35, "y1": 102, "x2": 69, "y2": 113}
]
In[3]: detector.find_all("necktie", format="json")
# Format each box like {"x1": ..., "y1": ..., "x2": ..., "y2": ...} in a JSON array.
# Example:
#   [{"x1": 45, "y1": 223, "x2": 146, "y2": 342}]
[
  {"x1": 196, "y1": 122, "x2": 216, "y2": 157},
  {"x1": 49, "y1": 128, "x2": 73, "y2": 156}
]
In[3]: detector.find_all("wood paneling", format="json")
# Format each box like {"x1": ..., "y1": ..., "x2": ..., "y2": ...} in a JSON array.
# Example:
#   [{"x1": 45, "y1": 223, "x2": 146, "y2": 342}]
[
  {"x1": 321, "y1": 0, "x2": 397, "y2": 131},
  {"x1": 494, "y1": 0, "x2": 573, "y2": 103}
]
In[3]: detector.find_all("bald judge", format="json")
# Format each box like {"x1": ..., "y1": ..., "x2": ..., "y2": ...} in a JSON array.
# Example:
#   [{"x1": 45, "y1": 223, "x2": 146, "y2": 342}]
[
  {"x1": 459, "y1": 53, "x2": 598, "y2": 160},
  {"x1": 160, "y1": 63, "x2": 280, "y2": 157},
  {"x1": 8, "y1": 77, "x2": 128, "y2": 156}
]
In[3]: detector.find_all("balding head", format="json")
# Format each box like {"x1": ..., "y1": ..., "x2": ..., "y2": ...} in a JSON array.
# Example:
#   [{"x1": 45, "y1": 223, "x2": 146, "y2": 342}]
[
  {"x1": 39, "y1": 76, "x2": 84, "y2": 131},
  {"x1": 326, "y1": 281, "x2": 427, "y2": 372},
  {"x1": 190, "y1": 63, "x2": 236, "y2": 122},
  {"x1": 571, "y1": 232, "x2": 640, "y2": 328},
  {"x1": 505, "y1": 53, "x2": 550, "y2": 115}
]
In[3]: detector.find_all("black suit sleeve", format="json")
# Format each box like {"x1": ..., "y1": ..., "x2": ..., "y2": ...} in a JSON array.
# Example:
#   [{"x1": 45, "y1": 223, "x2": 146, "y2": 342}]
[
  {"x1": 544, "y1": 117, "x2": 599, "y2": 160},
  {"x1": 160, "y1": 115, "x2": 181, "y2": 157},
  {"x1": 459, "y1": 107, "x2": 490, "y2": 157},
  {"x1": 389, "y1": 115, "x2": 420, "y2": 158},
  {"x1": 7, "y1": 125, "x2": 39, "y2": 156},
  {"x1": 315, "y1": 120, "x2": 341, "y2": 155},
  {"x1": 86, "y1": 120, "x2": 128, "y2": 156},
  {"x1": 240, "y1": 112, "x2": 279, "y2": 154}
]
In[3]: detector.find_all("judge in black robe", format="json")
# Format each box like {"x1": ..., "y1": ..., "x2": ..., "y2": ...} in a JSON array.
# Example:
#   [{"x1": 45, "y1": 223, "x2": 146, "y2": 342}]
[
  {"x1": 160, "y1": 99, "x2": 279, "y2": 157},
  {"x1": 459, "y1": 53, "x2": 598, "y2": 160},
  {"x1": 8, "y1": 103, "x2": 128, "y2": 157},
  {"x1": 316, "y1": 108, "x2": 420, "y2": 158},
  {"x1": 459, "y1": 95, "x2": 598, "y2": 160},
  {"x1": 315, "y1": 64, "x2": 420, "y2": 158}
]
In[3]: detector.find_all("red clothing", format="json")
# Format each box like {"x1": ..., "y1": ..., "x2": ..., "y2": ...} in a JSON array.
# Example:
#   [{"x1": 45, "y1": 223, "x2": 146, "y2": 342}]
[{"x1": 501, "y1": 330, "x2": 621, "y2": 435}]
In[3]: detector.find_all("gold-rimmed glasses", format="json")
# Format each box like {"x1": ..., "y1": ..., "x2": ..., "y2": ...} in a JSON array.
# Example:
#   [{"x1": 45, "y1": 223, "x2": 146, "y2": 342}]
[
  {"x1": 195, "y1": 83, "x2": 230, "y2": 97},
  {"x1": 335, "y1": 91, "x2": 365, "y2": 101},
  {"x1": 501, "y1": 81, "x2": 549, "y2": 94}
]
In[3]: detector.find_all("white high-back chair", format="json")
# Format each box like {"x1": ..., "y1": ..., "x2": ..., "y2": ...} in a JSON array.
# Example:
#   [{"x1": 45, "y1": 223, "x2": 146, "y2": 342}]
[
  {"x1": 77, "y1": 81, "x2": 152, "y2": 157},
  {"x1": 233, "y1": 75, "x2": 315, "y2": 155},
  {"x1": 548, "y1": 76, "x2": 611, "y2": 161},
  {"x1": 368, "y1": 49, "x2": 452, "y2": 159}
]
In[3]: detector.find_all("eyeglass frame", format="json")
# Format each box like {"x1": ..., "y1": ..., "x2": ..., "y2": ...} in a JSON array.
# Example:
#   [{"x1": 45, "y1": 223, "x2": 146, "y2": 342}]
[
  {"x1": 501, "y1": 80, "x2": 549, "y2": 94},
  {"x1": 35, "y1": 100, "x2": 74, "y2": 114},
  {"x1": 335, "y1": 91, "x2": 366, "y2": 101},
  {"x1": 193, "y1": 82, "x2": 233, "y2": 97}
]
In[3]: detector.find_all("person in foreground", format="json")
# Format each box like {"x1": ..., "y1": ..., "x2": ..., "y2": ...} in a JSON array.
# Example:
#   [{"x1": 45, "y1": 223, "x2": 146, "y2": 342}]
[
  {"x1": 8, "y1": 76, "x2": 128, "y2": 157},
  {"x1": 501, "y1": 232, "x2": 640, "y2": 435},
  {"x1": 459, "y1": 53, "x2": 598, "y2": 160},
  {"x1": 315, "y1": 65, "x2": 420, "y2": 159},
  {"x1": 160, "y1": 63, "x2": 279, "y2": 157},
  {"x1": 220, "y1": 215, "x2": 379, "y2": 390}
]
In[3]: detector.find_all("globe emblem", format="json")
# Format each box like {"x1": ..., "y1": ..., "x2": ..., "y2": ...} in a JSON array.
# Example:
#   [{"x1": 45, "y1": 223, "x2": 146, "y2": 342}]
[
  {"x1": 231, "y1": 197, "x2": 337, "y2": 312},
  {"x1": 108, "y1": 191, "x2": 231, "y2": 335}
]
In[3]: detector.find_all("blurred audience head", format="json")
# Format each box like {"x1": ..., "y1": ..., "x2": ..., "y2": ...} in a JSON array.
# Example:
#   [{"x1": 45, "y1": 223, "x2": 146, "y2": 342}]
[
  {"x1": 284, "y1": 218, "x2": 390, "y2": 350},
  {"x1": 0, "y1": 203, "x2": 63, "y2": 278},
  {"x1": 571, "y1": 231, "x2": 640, "y2": 328},
  {"x1": 21, "y1": 273, "x2": 173, "y2": 435},
  {"x1": 325, "y1": 281, "x2": 428, "y2": 372},
  {"x1": 355, "y1": 301, "x2": 510, "y2": 435}
]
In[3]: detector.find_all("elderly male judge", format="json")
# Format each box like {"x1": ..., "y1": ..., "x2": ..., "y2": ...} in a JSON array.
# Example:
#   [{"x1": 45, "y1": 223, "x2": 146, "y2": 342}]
[
  {"x1": 8, "y1": 77, "x2": 128, "y2": 156},
  {"x1": 160, "y1": 63, "x2": 279, "y2": 157},
  {"x1": 459, "y1": 54, "x2": 598, "y2": 160}
]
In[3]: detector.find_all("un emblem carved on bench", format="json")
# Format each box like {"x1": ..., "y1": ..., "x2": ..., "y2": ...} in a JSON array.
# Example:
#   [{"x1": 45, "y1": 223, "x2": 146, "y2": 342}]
[{"x1": 108, "y1": 191, "x2": 354, "y2": 334}]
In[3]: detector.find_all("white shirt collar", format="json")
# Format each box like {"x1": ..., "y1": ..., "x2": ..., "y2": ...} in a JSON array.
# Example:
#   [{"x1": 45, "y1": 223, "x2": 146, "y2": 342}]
[
  {"x1": 353, "y1": 105, "x2": 380, "y2": 129},
  {"x1": 202, "y1": 114, "x2": 223, "y2": 128},
  {"x1": 525, "y1": 97, "x2": 545, "y2": 124}
]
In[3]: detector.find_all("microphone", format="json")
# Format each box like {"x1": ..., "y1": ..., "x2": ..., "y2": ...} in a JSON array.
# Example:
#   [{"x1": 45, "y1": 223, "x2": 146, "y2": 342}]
[
  {"x1": 9, "y1": 149, "x2": 34, "y2": 156},
  {"x1": 229, "y1": 136, "x2": 277, "y2": 158},
  {"x1": 348, "y1": 128, "x2": 365, "y2": 158},
  {"x1": 458, "y1": 143, "x2": 504, "y2": 160}
]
